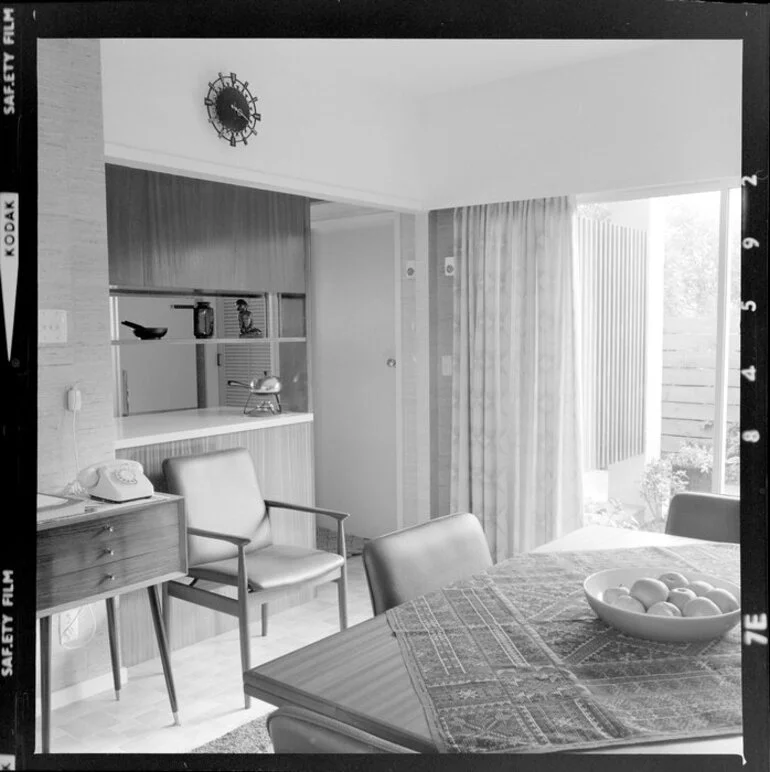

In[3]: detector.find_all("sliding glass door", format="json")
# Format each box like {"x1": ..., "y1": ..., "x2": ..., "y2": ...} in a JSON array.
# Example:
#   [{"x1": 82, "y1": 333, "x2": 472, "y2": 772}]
[{"x1": 579, "y1": 186, "x2": 740, "y2": 532}]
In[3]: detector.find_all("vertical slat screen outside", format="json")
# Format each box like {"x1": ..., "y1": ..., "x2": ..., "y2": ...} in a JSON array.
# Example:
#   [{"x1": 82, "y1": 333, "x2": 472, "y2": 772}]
[
  {"x1": 577, "y1": 216, "x2": 647, "y2": 471},
  {"x1": 221, "y1": 296, "x2": 272, "y2": 407}
]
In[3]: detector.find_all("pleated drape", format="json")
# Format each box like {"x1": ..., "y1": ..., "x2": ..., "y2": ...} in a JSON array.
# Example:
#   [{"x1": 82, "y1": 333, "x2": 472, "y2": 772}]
[{"x1": 449, "y1": 197, "x2": 584, "y2": 560}]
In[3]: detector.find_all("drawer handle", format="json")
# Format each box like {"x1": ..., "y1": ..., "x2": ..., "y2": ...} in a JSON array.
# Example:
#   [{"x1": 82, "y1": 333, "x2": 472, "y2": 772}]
[
  {"x1": 106, "y1": 574, "x2": 116, "y2": 582},
  {"x1": 103, "y1": 548, "x2": 115, "y2": 557},
  {"x1": 103, "y1": 525, "x2": 115, "y2": 533}
]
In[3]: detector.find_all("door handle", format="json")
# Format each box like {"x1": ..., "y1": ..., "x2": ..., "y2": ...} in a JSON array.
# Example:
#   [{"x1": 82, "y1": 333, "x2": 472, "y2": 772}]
[{"x1": 386, "y1": 358, "x2": 396, "y2": 368}]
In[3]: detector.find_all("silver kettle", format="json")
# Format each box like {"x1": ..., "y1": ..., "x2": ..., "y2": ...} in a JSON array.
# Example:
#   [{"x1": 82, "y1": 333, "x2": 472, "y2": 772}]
[
  {"x1": 228, "y1": 371, "x2": 282, "y2": 395},
  {"x1": 227, "y1": 372, "x2": 282, "y2": 414}
]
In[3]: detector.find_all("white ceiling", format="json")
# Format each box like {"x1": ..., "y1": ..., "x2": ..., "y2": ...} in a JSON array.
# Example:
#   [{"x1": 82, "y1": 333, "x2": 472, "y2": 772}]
[{"x1": 229, "y1": 38, "x2": 670, "y2": 97}]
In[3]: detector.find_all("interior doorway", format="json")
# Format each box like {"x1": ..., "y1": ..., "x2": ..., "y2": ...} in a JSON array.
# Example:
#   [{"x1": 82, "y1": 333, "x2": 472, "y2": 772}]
[{"x1": 309, "y1": 207, "x2": 401, "y2": 540}]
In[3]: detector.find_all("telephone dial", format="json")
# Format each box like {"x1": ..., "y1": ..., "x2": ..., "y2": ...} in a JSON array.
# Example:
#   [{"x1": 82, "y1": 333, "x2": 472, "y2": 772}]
[{"x1": 77, "y1": 460, "x2": 154, "y2": 503}]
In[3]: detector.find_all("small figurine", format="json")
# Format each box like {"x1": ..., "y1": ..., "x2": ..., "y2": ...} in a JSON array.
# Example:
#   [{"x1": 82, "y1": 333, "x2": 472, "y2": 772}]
[{"x1": 236, "y1": 298, "x2": 263, "y2": 338}]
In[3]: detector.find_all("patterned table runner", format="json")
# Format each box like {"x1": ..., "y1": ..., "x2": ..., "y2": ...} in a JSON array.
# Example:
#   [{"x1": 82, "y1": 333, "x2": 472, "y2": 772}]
[{"x1": 385, "y1": 541, "x2": 741, "y2": 753}]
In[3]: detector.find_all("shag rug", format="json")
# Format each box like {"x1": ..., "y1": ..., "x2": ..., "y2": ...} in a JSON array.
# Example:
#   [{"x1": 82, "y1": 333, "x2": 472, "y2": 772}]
[
  {"x1": 192, "y1": 713, "x2": 273, "y2": 753},
  {"x1": 316, "y1": 525, "x2": 368, "y2": 557}
]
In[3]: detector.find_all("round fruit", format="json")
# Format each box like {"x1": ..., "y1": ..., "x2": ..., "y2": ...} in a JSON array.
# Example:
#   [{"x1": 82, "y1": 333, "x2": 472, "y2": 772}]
[
  {"x1": 612, "y1": 595, "x2": 646, "y2": 614},
  {"x1": 689, "y1": 580, "x2": 714, "y2": 597},
  {"x1": 682, "y1": 597, "x2": 722, "y2": 617},
  {"x1": 647, "y1": 601, "x2": 682, "y2": 617},
  {"x1": 667, "y1": 587, "x2": 697, "y2": 613},
  {"x1": 704, "y1": 588, "x2": 739, "y2": 613},
  {"x1": 657, "y1": 571, "x2": 690, "y2": 590},
  {"x1": 602, "y1": 586, "x2": 631, "y2": 605},
  {"x1": 629, "y1": 577, "x2": 669, "y2": 610}
]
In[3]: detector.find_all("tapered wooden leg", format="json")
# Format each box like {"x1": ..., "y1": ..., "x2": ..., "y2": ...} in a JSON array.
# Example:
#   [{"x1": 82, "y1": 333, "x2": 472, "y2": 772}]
[
  {"x1": 261, "y1": 604, "x2": 268, "y2": 637},
  {"x1": 146, "y1": 585, "x2": 180, "y2": 726},
  {"x1": 161, "y1": 582, "x2": 171, "y2": 643},
  {"x1": 105, "y1": 597, "x2": 122, "y2": 700},
  {"x1": 337, "y1": 522, "x2": 348, "y2": 630},
  {"x1": 40, "y1": 616, "x2": 51, "y2": 753},
  {"x1": 238, "y1": 569, "x2": 252, "y2": 709},
  {"x1": 337, "y1": 566, "x2": 349, "y2": 631}
]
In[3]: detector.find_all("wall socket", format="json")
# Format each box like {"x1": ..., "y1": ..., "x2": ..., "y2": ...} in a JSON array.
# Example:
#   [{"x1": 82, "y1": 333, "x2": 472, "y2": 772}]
[{"x1": 59, "y1": 609, "x2": 79, "y2": 644}]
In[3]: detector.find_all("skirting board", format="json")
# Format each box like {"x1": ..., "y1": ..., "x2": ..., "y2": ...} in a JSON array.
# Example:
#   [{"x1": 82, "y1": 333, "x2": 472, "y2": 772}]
[{"x1": 35, "y1": 667, "x2": 130, "y2": 718}]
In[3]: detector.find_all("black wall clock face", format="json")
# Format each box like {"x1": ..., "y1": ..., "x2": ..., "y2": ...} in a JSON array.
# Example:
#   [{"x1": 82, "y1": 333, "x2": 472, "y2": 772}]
[{"x1": 205, "y1": 72, "x2": 261, "y2": 147}]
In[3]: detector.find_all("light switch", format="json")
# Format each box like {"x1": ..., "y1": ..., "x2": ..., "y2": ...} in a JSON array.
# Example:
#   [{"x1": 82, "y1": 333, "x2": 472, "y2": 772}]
[
  {"x1": 442, "y1": 355, "x2": 453, "y2": 376},
  {"x1": 39, "y1": 309, "x2": 68, "y2": 344}
]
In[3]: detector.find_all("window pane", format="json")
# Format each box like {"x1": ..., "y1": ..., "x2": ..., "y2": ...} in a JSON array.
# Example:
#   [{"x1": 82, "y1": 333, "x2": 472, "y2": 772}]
[
  {"x1": 578, "y1": 191, "x2": 727, "y2": 533},
  {"x1": 660, "y1": 191, "x2": 720, "y2": 505},
  {"x1": 724, "y1": 187, "x2": 741, "y2": 496}
]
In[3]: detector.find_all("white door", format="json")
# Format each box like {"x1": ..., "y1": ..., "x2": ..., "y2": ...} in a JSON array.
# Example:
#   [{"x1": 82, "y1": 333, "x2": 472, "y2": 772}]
[{"x1": 310, "y1": 217, "x2": 398, "y2": 540}]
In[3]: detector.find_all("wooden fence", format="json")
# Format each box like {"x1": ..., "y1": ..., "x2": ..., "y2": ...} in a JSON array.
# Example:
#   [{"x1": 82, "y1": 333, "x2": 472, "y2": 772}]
[{"x1": 661, "y1": 316, "x2": 741, "y2": 453}]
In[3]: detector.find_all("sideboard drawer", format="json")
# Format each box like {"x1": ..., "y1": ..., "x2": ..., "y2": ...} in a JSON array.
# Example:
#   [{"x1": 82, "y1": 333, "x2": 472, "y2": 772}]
[
  {"x1": 36, "y1": 498, "x2": 186, "y2": 613},
  {"x1": 37, "y1": 500, "x2": 181, "y2": 578},
  {"x1": 37, "y1": 545, "x2": 184, "y2": 612}
]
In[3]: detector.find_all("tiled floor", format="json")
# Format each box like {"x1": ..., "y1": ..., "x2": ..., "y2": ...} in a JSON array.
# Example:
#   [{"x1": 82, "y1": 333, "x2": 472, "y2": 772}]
[{"x1": 36, "y1": 556, "x2": 373, "y2": 754}]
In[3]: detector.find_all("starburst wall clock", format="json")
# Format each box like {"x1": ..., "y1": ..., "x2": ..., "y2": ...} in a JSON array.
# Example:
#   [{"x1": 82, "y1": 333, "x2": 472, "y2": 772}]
[{"x1": 204, "y1": 72, "x2": 261, "y2": 147}]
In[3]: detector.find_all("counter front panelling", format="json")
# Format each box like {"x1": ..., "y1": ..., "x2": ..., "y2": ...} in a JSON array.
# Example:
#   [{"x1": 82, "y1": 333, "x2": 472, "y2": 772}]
[{"x1": 115, "y1": 421, "x2": 315, "y2": 665}]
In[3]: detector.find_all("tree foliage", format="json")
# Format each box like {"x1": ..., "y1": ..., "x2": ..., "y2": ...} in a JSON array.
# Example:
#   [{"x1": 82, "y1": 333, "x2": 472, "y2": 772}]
[{"x1": 663, "y1": 197, "x2": 741, "y2": 318}]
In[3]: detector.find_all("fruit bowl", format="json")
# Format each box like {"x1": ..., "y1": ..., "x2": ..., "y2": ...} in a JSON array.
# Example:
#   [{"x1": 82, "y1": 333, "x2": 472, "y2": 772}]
[{"x1": 583, "y1": 568, "x2": 741, "y2": 642}]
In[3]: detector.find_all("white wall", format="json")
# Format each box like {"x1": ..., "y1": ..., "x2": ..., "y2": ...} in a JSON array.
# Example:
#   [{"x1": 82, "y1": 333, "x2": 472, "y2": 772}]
[
  {"x1": 100, "y1": 39, "x2": 423, "y2": 210},
  {"x1": 417, "y1": 41, "x2": 742, "y2": 208},
  {"x1": 100, "y1": 40, "x2": 741, "y2": 211}
]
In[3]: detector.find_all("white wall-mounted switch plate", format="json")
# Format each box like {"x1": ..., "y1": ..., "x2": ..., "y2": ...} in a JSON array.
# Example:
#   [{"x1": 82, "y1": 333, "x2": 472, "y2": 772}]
[
  {"x1": 442, "y1": 354, "x2": 453, "y2": 376},
  {"x1": 444, "y1": 257, "x2": 456, "y2": 277},
  {"x1": 39, "y1": 309, "x2": 68, "y2": 344},
  {"x1": 405, "y1": 261, "x2": 416, "y2": 279}
]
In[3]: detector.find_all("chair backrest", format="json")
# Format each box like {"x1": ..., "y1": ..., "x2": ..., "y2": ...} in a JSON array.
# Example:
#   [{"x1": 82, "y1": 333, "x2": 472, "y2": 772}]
[
  {"x1": 362, "y1": 512, "x2": 493, "y2": 615},
  {"x1": 266, "y1": 706, "x2": 417, "y2": 753},
  {"x1": 162, "y1": 447, "x2": 272, "y2": 566},
  {"x1": 665, "y1": 492, "x2": 740, "y2": 544}
]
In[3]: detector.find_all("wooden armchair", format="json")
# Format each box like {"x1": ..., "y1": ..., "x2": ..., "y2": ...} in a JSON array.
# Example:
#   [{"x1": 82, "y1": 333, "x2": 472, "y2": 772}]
[
  {"x1": 362, "y1": 512, "x2": 493, "y2": 615},
  {"x1": 267, "y1": 706, "x2": 418, "y2": 753},
  {"x1": 161, "y1": 447, "x2": 349, "y2": 708},
  {"x1": 665, "y1": 492, "x2": 740, "y2": 544}
]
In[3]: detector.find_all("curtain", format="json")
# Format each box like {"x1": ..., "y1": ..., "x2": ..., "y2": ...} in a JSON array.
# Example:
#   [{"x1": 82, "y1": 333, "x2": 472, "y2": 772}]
[{"x1": 449, "y1": 197, "x2": 584, "y2": 560}]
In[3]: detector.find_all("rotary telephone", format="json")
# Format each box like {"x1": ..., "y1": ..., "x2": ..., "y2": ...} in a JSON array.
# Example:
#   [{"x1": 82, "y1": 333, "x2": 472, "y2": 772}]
[{"x1": 77, "y1": 460, "x2": 154, "y2": 503}]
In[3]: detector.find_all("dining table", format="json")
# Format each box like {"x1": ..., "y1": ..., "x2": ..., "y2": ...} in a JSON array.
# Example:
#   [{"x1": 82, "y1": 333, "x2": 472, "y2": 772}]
[{"x1": 243, "y1": 525, "x2": 743, "y2": 756}]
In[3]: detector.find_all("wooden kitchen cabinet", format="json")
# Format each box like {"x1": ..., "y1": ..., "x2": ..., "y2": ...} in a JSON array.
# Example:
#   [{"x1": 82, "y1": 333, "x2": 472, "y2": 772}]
[
  {"x1": 143, "y1": 170, "x2": 236, "y2": 289},
  {"x1": 105, "y1": 164, "x2": 308, "y2": 293},
  {"x1": 232, "y1": 185, "x2": 307, "y2": 292},
  {"x1": 105, "y1": 165, "x2": 149, "y2": 287}
]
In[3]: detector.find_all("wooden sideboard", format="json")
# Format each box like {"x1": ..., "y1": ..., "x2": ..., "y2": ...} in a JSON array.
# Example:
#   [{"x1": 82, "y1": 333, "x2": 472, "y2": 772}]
[{"x1": 37, "y1": 494, "x2": 186, "y2": 753}]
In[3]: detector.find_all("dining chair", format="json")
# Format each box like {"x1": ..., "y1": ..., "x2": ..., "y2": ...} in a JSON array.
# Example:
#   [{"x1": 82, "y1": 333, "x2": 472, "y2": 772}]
[
  {"x1": 665, "y1": 492, "x2": 740, "y2": 543},
  {"x1": 266, "y1": 706, "x2": 418, "y2": 753},
  {"x1": 362, "y1": 511, "x2": 493, "y2": 615},
  {"x1": 162, "y1": 447, "x2": 350, "y2": 708}
]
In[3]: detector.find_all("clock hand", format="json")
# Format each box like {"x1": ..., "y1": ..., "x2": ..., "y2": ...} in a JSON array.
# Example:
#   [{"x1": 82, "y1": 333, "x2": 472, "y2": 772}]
[{"x1": 230, "y1": 104, "x2": 248, "y2": 121}]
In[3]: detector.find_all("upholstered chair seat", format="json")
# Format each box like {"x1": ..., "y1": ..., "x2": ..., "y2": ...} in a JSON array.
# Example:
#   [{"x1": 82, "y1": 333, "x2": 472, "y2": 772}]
[
  {"x1": 189, "y1": 545, "x2": 344, "y2": 590},
  {"x1": 162, "y1": 447, "x2": 350, "y2": 709}
]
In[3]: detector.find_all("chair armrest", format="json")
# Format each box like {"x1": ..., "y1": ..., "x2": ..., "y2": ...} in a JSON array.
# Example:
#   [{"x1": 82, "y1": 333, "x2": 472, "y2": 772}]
[
  {"x1": 187, "y1": 526, "x2": 251, "y2": 547},
  {"x1": 263, "y1": 500, "x2": 350, "y2": 522}
]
